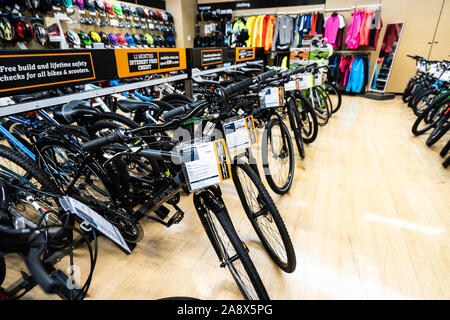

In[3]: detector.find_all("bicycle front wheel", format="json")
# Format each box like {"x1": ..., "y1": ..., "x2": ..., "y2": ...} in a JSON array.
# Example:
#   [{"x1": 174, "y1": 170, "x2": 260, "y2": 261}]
[
  {"x1": 194, "y1": 189, "x2": 269, "y2": 300},
  {"x1": 232, "y1": 163, "x2": 296, "y2": 273},
  {"x1": 261, "y1": 118, "x2": 295, "y2": 195}
]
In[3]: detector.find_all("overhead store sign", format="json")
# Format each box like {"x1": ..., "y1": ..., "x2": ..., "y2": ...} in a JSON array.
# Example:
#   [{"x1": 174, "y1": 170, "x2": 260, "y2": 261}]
[
  {"x1": 114, "y1": 48, "x2": 187, "y2": 78},
  {"x1": 0, "y1": 52, "x2": 95, "y2": 93},
  {"x1": 198, "y1": 0, "x2": 325, "y2": 11},
  {"x1": 236, "y1": 47, "x2": 255, "y2": 62},
  {"x1": 201, "y1": 49, "x2": 223, "y2": 66}
]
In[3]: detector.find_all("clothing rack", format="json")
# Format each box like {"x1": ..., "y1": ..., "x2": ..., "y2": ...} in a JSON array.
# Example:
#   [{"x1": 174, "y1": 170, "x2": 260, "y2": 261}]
[
  {"x1": 334, "y1": 50, "x2": 374, "y2": 54},
  {"x1": 324, "y1": 3, "x2": 381, "y2": 12},
  {"x1": 233, "y1": 6, "x2": 325, "y2": 17}
]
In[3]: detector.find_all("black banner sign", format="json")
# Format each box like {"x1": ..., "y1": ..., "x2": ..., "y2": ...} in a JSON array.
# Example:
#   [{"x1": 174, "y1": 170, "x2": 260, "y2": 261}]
[
  {"x1": 159, "y1": 51, "x2": 181, "y2": 69},
  {"x1": 127, "y1": 52, "x2": 159, "y2": 73},
  {"x1": 201, "y1": 49, "x2": 223, "y2": 66},
  {"x1": 198, "y1": 0, "x2": 325, "y2": 11},
  {"x1": 236, "y1": 47, "x2": 255, "y2": 61},
  {"x1": 0, "y1": 52, "x2": 95, "y2": 94}
]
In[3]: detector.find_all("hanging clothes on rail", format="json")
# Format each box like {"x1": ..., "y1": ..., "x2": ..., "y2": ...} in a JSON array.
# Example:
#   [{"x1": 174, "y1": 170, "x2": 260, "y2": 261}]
[
  {"x1": 359, "y1": 9, "x2": 373, "y2": 46},
  {"x1": 345, "y1": 10, "x2": 364, "y2": 49},
  {"x1": 324, "y1": 13, "x2": 345, "y2": 49},
  {"x1": 368, "y1": 9, "x2": 382, "y2": 49},
  {"x1": 271, "y1": 14, "x2": 294, "y2": 51},
  {"x1": 263, "y1": 15, "x2": 276, "y2": 51}
]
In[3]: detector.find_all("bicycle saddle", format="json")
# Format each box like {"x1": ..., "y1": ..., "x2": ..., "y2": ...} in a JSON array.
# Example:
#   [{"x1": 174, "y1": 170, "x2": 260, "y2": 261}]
[
  {"x1": 116, "y1": 99, "x2": 156, "y2": 113},
  {"x1": 53, "y1": 100, "x2": 100, "y2": 124}
]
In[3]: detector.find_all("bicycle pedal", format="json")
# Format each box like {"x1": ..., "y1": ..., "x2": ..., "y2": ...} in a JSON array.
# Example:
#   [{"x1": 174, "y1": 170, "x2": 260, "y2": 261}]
[
  {"x1": 155, "y1": 205, "x2": 170, "y2": 219},
  {"x1": 166, "y1": 209, "x2": 184, "y2": 227}
]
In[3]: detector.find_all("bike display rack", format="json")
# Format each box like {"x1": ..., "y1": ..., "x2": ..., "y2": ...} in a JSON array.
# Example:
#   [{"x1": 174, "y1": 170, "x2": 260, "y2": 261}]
[{"x1": 0, "y1": 47, "x2": 264, "y2": 117}]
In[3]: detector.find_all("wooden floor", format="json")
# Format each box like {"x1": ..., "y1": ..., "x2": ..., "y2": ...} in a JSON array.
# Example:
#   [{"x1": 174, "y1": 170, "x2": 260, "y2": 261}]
[{"x1": 4, "y1": 95, "x2": 450, "y2": 300}]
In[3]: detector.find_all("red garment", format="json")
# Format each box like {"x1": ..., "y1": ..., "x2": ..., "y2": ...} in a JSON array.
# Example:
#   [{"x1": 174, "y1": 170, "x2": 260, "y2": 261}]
[
  {"x1": 381, "y1": 23, "x2": 399, "y2": 53},
  {"x1": 310, "y1": 13, "x2": 317, "y2": 34},
  {"x1": 373, "y1": 17, "x2": 383, "y2": 50}
]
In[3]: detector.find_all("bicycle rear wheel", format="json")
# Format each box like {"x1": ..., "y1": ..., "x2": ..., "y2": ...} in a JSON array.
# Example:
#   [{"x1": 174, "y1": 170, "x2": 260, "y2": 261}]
[
  {"x1": 0, "y1": 256, "x2": 5, "y2": 287},
  {"x1": 261, "y1": 118, "x2": 295, "y2": 195},
  {"x1": 194, "y1": 189, "x2": 269, "y2": 300},
  {"x1": 325, "y1": 81, "x2": 342, "y2": 114},
  {"x1": 232, "y1": 163, "x2": 296, "y2": 273}
]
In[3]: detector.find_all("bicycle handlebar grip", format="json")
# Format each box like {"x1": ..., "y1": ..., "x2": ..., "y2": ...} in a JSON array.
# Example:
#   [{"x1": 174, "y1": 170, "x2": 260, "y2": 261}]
[
  {"x1": 161, "y1": 105, "x2": 190, "y2": 121},
  {"x1": 26, "y1": 235, "x2": 62, "y2": 294},
  {"x1": 256, "y1": 70, "x2": 277, "y2": 83},
  {"x1": 280, "y1": 70, "x2": 292, "y2": 78},
  {"x1": 81, "y1": 133, "x2": 120, "y2": 152},
  {"x1": 291, "y1": 67, "x2": 305, "y2": 75},
  {"x1": 222, "y1": 78, "x2": 253, "y2": 99}
]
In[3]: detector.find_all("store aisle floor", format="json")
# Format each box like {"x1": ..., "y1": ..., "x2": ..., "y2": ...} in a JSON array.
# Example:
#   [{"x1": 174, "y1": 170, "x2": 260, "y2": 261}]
[{"x1": 6, "y1": 96, "x2": 449, "y2": 300}]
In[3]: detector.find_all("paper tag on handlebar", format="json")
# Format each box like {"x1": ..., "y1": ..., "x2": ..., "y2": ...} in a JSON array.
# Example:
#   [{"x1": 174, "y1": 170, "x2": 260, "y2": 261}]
[
  {"x1": 259, "y1": 87, "x2": 285, "y2": 108},
  {"x1": 284, "y1": 79, "x2": 299, "y2": 91},
  {"x1": 181, "y1": 139, "x2": 232, "y2": 192},
  {"x1": 314, "y1": 74, "x2": 323, "y2": 86},
  {"x1": 59, "y1": 196, "x2": 130, "y2": 254},
  {"x1": 298, "y1": 74, "x2": 313, "y2": 89},
  {"x1": 222, "y1": 116, "x2": 257, "y2": 153}
]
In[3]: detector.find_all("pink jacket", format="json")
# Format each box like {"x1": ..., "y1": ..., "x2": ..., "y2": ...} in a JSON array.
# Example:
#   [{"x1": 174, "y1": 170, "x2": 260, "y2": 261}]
[
  {"x1": 345, "y1": 10, "x2": 364, "y2": 49},
  {"x1": 324, "y1": 15, "x2": 341, "y2": 48},
  {"x1": 359, "y1": 10, "x2": 373, "y2": 46}
]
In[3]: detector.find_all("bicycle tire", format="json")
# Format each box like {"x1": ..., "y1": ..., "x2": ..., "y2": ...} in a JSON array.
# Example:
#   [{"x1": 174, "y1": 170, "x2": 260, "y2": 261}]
[
  {"x1": 412, "y1": 89, "x2": 436, "y2": 117},
  {"x1": 311, "y1": 87, "x2": 330, "y2": 127},
  {"x1": 194, "y1": 189, "x2": 269, "y2": 300},
  {"x1": 287, "y1": 97, "x2": 305, "y2": 159},
  {"x1": 231, "y1": 162, "x2": 296, "y2": 273},
  {"x1": 295, "y1": 92, "x2": 318, "y2": 144},
  {"x1": 325, "y1": 81, "x2": 342, "y2": 114},
  {"x1": 261, "y1": 118, "x2": 295, "y2": 195},
  {"x1": 411, "y1": 105, "x2": 441, "y2": 136},
  {"x1": 426, "y1": 118, "x2": 450, "y2": 147},
  {"x1": 440, "y1": 139, "x2": 450, "y2": 157},
  {"x1": 443, "y1": 155, "x2": 450, "y2": 168}
]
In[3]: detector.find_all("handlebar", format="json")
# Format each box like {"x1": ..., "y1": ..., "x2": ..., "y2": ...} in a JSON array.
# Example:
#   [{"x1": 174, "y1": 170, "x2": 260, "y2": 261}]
[
  {"x1": 82, "y1": 131, "x2": 124, "y2": 152},
  {"x1": 161, "y1": 105, "x2": 191, "y2": 122},
  {"x1": 26, "y1": 232, "x2": 62, "y2": 294}
]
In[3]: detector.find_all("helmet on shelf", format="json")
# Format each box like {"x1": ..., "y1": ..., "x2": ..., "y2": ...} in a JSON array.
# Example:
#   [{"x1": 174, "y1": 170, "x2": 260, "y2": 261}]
[
  {"x1": 104, "y1": 0, "x2": 113, "y2": 14},
  {"x1": 108, "y1": 32, "x2": 118, "y2": 45},
  {"x1": 132, "y1": 33, "x2": 141, "y2": 45},
  {"x1": 84, "y1": 0, "x2": 95, "y2": 12},
  {"x1": 74, "y1": 0, "x2": 84, "y2": 10},
  {"x1": 139, "y1": 33, "x2": 147, "y2": 45},
  {"x1": 33, "y1": 23, "x2": 48, "y2": 46},
  {"x1": 143, "y1": 8, "x2": 150, "y2": 19},
  {"x1": 78, "y1": 31, "x2": 92, "y2": 45},
  {"x1": 136, "y1": 7, "x2": 145, "y2": 18},
  {"x1": 116, "y1": 33, "x2": 127, "y2": 45},
  {"x1": 39, "y1": 0, "x2": 54, "y2": 13},
  {"x1": 121, "y1": 4, "x2": 130, "y2": 16},
  {"x1": 99, "y1": 31, "x2": 109, "y2": 44},
  {"x1": 144, "y1": 33, "x2": 153, "y2": 45},
  {"x1": 124, "y1": 32, "x2": 134, "y2": 46},
  {"x1": 94, "y1": 0, "x2": 105, "y2": 13},
  {"x1": 129, "y1": 6, "x2": 138, "y2": 17},
  {"x1": 0, "y1": 17, "x2": 13, "y2": 42},
  {"x1": 65, "y1": 29, "x2": 80, "y2": 45},
  {"x1": 166, "y1": 12, "x2": 174, "y2": 23},
  {"x1": 89, "y1": 31, "x2": 101, "y2": 43},
  {"x1": 60, "y1": 0, "x2": 72, "y2": 8},
  {"x1": 112, "y1": 2, "x2": 122, "y2": 16},
  {"x1": 13, "y1": 19, "x2": 34, "y2": 42}
]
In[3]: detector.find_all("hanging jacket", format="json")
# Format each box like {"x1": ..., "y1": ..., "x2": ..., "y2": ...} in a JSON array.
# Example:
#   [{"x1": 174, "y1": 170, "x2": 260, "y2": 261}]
[
  {"x1": 271, "y1": 15, "x2": 294, "y2": 51},
  {"x1": 310, "y1": 13, "x2": 317, "y2": 35},
  {"x1": 315, "y1": 13, "x2": 324, "y2": 34},
  {"x1": 244, "y1": 16, "x2": 256, "y2": 47},
  {"x1": 251, "y1": 15, "x2": 264, "y2": 47},
  {"x1": 360, "y1": 10, "x2": 373, "y2": 46},
  {"x1": 232, "y1": 19, "x2": 247, "y2": 47},
  {"x1": 345, "y1": 10, "x2": 364, "y2": 49},
  {"x1": 369, "y1": 9, "x2": 382, "y2": 49},
  {"x1": 324, "y1": 14, "x2": 341, "y2": 48},
  {"x1": 263, "y1": 15, "x2": 276, "y2": 51},
  {"x1": 381, "y1": 23, "x2": 399, "y2": 54}
]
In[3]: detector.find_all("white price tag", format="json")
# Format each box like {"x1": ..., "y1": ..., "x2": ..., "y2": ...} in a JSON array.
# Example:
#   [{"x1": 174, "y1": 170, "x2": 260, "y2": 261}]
[
  {"x1": 110, "y1": 14, "x2": 115, "y2": 18},
  {"x1": 79, "y1": 10, "x2": 85, "y2": 14},
  {"x1": 314, "y1": 74, "x2": 323, "y2": 86},
  {"x1": 285, "y1": 79, "x2": 299, "y2": 91},
  {"x1": 66, "y1": 7, "x2": 74, "y2": 14},
  {"x1": 181, "y1": 140, "x2": 232, "y2": 191},
  {"x1": 89, "y1": 11, "x2": 96, "y2": 16},
  {"x1": 298, "y1": 74, "x2": 313, "y2": 89},
  {"x1": 223, "y1": 116, "x2": 257, "y2": 153},
  {"x1": 49, "y1": 35, "x2": 62, "y2": 42},
  {"x1": 141, "y1": 18, "x2": 146, "y2": 21},
  {"x1": 52, "y1": 5, "x2": 61, "y2": 11},
  {"x1": 73, "y1": 44, "x2": 81, "y2": 49},
  {"x1": 259, "y1": 87, "x2": 285, "y2": 109},
  {"x1": 17, "y1": 42, "x2": 27, "y2": 50},
  {"x1": 59, "y1": 196, "x2": 130, "y2": 254},
  {"x1": 85, "y1": 44, "x2": 92, "y2": 49}
]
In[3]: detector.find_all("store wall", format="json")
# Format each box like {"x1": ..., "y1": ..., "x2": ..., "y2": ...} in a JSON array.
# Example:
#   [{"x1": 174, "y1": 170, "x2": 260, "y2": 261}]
[
  {"x1": 166, "y1": 0, "x2": 197, "y2": 47},
  {"x1": 197, "y1": 0, "x2": 448, "y2": 93}
]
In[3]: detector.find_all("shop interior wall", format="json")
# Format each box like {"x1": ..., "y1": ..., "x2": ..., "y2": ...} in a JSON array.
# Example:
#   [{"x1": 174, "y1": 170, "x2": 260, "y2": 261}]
[
  {"x1": 166, "y1": 0, "x2": 197, "y2": 48},
  {"x1": 197, "y1": 0, "x2": 449, "y2": 93},
  {"x1": 15, "y1": 0, "x2": 170, "y2": 50}
]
